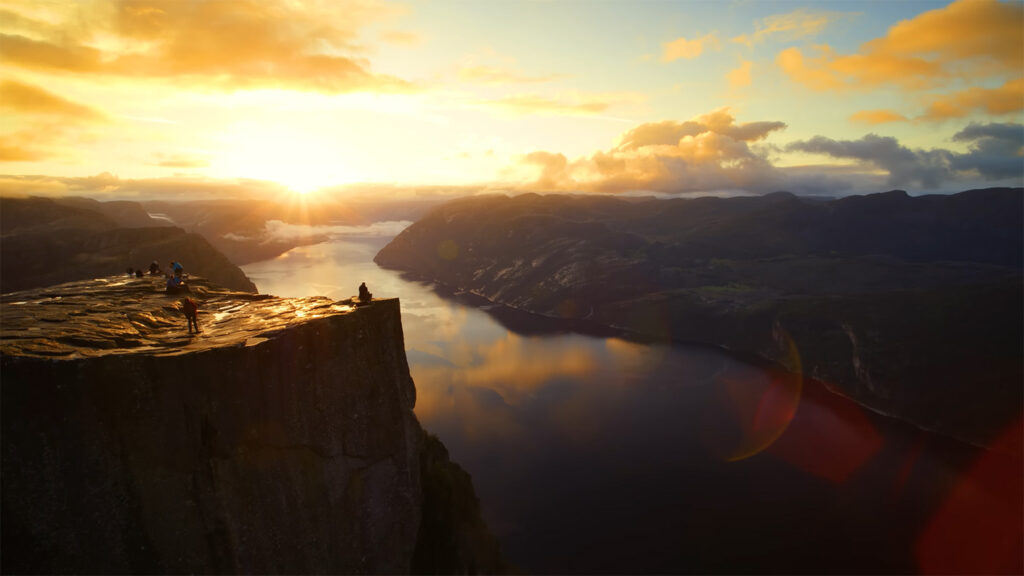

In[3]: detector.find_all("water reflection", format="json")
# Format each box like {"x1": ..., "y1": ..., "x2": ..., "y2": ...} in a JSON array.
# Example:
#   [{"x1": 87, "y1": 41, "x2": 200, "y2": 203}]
[{"x1": 243, "y1": 233, "x2": 1022, "y2": 574}]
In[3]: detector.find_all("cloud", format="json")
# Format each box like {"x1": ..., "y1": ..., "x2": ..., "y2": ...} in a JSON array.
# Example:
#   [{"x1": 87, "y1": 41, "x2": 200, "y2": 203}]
[
  {"x1": 920, "y1": 78, "x2": 1024, "y2": 120},
  {"x1": 661, "y1": 33, "x2": 720, "y2": 62},
  {"x1": 0, "y1": 128, "x2": 63, "y2": 162},
  {"x1": 510, "y1": 110, "x2": 1021, "y2": 194},
  {"x1": 458, "y1": 65, "x2": 565, "y2": 85},
  {"x1": 253, "y1": 219, "x2": 414, "y2": 243},
  {"x1": 616, "y1": 110, "x2": 785, "y2": 151},
  {"x1": 0, "y1": 0, "x2": 413, "y2": 94},
  {"x1": 849, "y1": 110, "x2": 909, "y2": 125},
  {"x1": 0, "y1": 80, "x2": 107, "y2": 162},
  {"x1": 733, "y1": 8, "x2": 848, "y2": 47},
  {"x1": 0, "y1": 137, "x2": 48, "y2": 162},
  {"x1": 787, "y1": 123, "x2": 1024, "y2": 187},
  {"x1": 727, "y1": 61, "x2": 753, "y2": 89},
  {"x1": 378, "y1": 30, "x2": 421, "y2": 45},
  {"x1": 777, "y1": 0, "x2": 1023, "y2": 117},
  {"x1": 478, "y1": 92, "x2": 643, "y2": 117},
  {"x1": 949, "y1": 122, "x2": 1024, "y2": 180},
  {"x1": 148, "y1": 153, "x2": 210, "y2": 168},
  {"x1": 511, "y1": 108, "x2": 788, "y2": 193},
  {"x1": 0, "y1": 79, "x2": 106, "y2": 121},
  {"x1": 787, "y1": 134, "x2": 951, "y2": 187},
  {"x1": 0, "y1": 173, "x2": 291, "y2": 200}
]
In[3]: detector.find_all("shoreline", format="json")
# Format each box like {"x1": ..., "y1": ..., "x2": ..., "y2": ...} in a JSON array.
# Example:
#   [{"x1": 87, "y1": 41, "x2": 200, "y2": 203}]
[{"x1": 382, "y1": 265, "x2": 994, "y2": 452}]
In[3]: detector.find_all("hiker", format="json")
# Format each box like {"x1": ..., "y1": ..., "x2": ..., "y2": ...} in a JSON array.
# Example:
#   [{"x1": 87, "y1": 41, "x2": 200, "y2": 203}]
[
  {"x1": 173, "y1": 261, "x2": 184, "y2": 275},
  {"x1": 166, "y1": 273, "x2": 188, "y2": 294},
  {"x1": 182, "y1": 297, "x2": 200, "y2": 333},
  {"x1": 358, "y1": 282, "x2": 373, "y2": 303}
]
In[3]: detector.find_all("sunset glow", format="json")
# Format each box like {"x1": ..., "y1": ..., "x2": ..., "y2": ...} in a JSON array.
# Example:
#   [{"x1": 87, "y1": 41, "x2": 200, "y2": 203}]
[{"x1": 1, "y1": 0, "x2": 1021, "y2": 198}]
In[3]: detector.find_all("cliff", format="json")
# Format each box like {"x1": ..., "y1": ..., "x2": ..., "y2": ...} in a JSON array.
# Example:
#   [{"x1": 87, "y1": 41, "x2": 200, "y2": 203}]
[
  {"x1": 0, "y1": 197, "x2": 257, "y2": 293},
  {"x1": 1, "y1": 276, "x2": 502, "y2": 573},
  {"x1": 375, "y1": 190, "x2": 1024, "y2": 446}
]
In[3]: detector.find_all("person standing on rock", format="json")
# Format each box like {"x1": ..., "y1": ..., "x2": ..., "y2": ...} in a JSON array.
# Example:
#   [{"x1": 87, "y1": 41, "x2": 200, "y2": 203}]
[{"x1": 182, "y1": 297, "x2": 200, "y2": 333}]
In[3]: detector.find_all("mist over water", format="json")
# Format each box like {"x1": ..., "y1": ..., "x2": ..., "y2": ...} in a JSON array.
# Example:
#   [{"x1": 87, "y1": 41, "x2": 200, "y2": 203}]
[{"x1": 242, "y1": 228, "x2": 1006, "y2": 574}]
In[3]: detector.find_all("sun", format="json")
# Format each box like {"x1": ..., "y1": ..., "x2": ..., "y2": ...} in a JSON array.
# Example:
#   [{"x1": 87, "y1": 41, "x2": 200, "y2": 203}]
[
  {"x1": 211, "y1": 120, "x2": 351, "y2": 195},
  {"x1": 282, "y1": 173, "x2": 325, "y2": 196}
]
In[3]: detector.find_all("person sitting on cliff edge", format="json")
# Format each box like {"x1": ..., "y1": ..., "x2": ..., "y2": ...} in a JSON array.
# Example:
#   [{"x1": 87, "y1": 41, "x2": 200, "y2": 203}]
[{"x1": 358, "y1": 282, "x2": 373, "y2": 304}]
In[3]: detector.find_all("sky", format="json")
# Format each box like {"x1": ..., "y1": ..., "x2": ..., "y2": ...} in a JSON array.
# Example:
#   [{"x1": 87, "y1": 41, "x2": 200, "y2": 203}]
[{"x1": 1, "y1": 0, "x2": 1022, "y2": 200}]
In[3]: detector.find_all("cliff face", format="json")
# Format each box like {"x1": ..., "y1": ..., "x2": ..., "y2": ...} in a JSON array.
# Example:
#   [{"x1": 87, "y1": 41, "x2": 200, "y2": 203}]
[{"x1": 1, "y1": 278, "x2": 423, "y2": 573}]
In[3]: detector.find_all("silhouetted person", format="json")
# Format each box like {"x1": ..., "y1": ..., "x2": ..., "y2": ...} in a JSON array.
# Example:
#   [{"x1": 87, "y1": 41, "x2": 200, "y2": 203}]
[
  {"x1": 182, "y1": 297, "x2": 200, "y2": 333},
  {"x1": 358, "y1": 282, "x2": 372, "y2": 303},
  {"x1": 135, "y1": 269, "x2": 143, "y2": 278},
  {"x1": 126, "y1": 267, "x2": 134, "y2": 277},
  {"x1": 148, "y1": 260, "x2": 161, "y2": 275}
]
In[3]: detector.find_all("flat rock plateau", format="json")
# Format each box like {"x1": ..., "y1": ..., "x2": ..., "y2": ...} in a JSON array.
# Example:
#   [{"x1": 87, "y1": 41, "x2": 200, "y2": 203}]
[{"x1": 1, "y1": 274, "x2": 351, "y2": 358}]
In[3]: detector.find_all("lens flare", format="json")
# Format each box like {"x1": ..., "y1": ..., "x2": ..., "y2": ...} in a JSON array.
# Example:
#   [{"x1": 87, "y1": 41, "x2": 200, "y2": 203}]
[{"x1": 701, "y1": 326, "x2": 803, "y2": 462}]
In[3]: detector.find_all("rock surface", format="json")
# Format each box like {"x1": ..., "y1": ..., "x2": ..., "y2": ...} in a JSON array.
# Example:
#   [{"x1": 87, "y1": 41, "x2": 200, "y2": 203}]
[{"x1": 1, "y1": 276, "x2": 423, "y2": 573}]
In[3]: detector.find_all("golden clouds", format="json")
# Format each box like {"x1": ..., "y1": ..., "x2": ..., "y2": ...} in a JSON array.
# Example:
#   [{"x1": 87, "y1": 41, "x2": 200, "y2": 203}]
[
  {"x1": 616, "y1": 110, "x2": 785, "y2": 150},
  {"x1": 458, "y1": 65, "x2": 565, "y2": 86},
  {"x1": 0, "y1": 79, "x2": 105, "y2": 121},
  {"x1": 515, "y1": 108, "x2": 787, "y2": 193},
  {"x1": 479, "y1": 92, "x2": 643, "y2": 117},
  {"x1": 0, "y1": 0, "x2": 412, "y2": 93},
  {"x1": 661, "y1": 33, "x2": 720, "y2": 62},
  {"x1": 849, "y1": 110, "x2": 909, "y2": 125},
  {"x1": 921, "y1": 78, "x2": 1024, "y2": 120},
  {"x1": 0, "y1": 173, "x2": 290, "y2": 199},
  {"x1": 777, "y1": 0, "x2": 1023, "y2": 121},
  {"x1": 0, "y1": 79, "x2": 107, "y2": 162},
  {"x1": 733, "y1": 8, "x2": 845, "y2": 47},
  {"x1": 866, "y1": 0, "x2": 1022, "y2": 72},
  {"x1": 149, "y1": 153, "x2": 210, "y2": 169},
  {"x1": 727, "y1": 61, "x2": 753, "y2": 89}
]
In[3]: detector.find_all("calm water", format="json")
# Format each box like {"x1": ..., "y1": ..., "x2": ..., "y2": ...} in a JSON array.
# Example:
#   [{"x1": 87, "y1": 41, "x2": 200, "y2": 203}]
[{"x1": 243, "y1": 230, "x2": 1020, "y2": 574}]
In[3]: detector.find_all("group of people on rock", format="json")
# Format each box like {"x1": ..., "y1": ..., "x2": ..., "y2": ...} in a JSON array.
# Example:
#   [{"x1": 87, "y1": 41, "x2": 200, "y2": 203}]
[
  {"x1": 125, "y1": 261, "x2": 376, "y2": 335},
  {"x1": 164, "y1": 261, "x2": 187, "y2": 293},
  {"x1": 159, "y1": 261, "x2": 200, "y2": 333},
  {"x1": 125, "y1": 259, "x2": 201, "y2": 334}
]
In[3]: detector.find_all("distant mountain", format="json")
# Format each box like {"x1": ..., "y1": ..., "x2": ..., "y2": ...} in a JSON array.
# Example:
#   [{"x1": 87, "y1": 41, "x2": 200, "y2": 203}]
[
  {"x1": 142, "y1": 197, "x2": 445, "y2": 265},
  {"x1": 375, "y1": 188, "x2": 1024, "y2": 446},
  {"x1": 1, "y1": 197, "x2": 256, "y2": 293},
  {"x1": 52, "y1": 196, "x2": 162, "y2": 228}
]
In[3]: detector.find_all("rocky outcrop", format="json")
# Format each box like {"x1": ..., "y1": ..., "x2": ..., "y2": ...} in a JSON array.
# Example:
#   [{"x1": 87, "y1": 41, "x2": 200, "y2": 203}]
[
  {"x1": 0, "y1": 197, "x2": 257, "y2": 293},
  {"x1": 1, "y1": 276, "x2": 499, "y2": 574},
  {"x1": 375, "y1": 190, "x2": 1024, "y2": 446}
]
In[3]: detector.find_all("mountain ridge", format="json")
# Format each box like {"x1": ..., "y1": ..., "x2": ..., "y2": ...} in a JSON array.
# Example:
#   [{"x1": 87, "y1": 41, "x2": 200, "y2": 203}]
[{"x1": 375, "y1": 188, "x2": 1024, "y2": 446}]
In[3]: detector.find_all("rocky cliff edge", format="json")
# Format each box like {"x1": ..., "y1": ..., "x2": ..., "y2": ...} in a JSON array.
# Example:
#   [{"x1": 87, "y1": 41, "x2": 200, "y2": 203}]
[{"x1": 2, "y1": 275, "x2": 433, "y2": 573}]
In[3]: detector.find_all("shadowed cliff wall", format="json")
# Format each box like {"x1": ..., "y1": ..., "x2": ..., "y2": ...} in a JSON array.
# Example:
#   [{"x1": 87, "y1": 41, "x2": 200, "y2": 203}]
[{"x1": 2, "y1": 299, "x2": 422, "y2": 574}]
